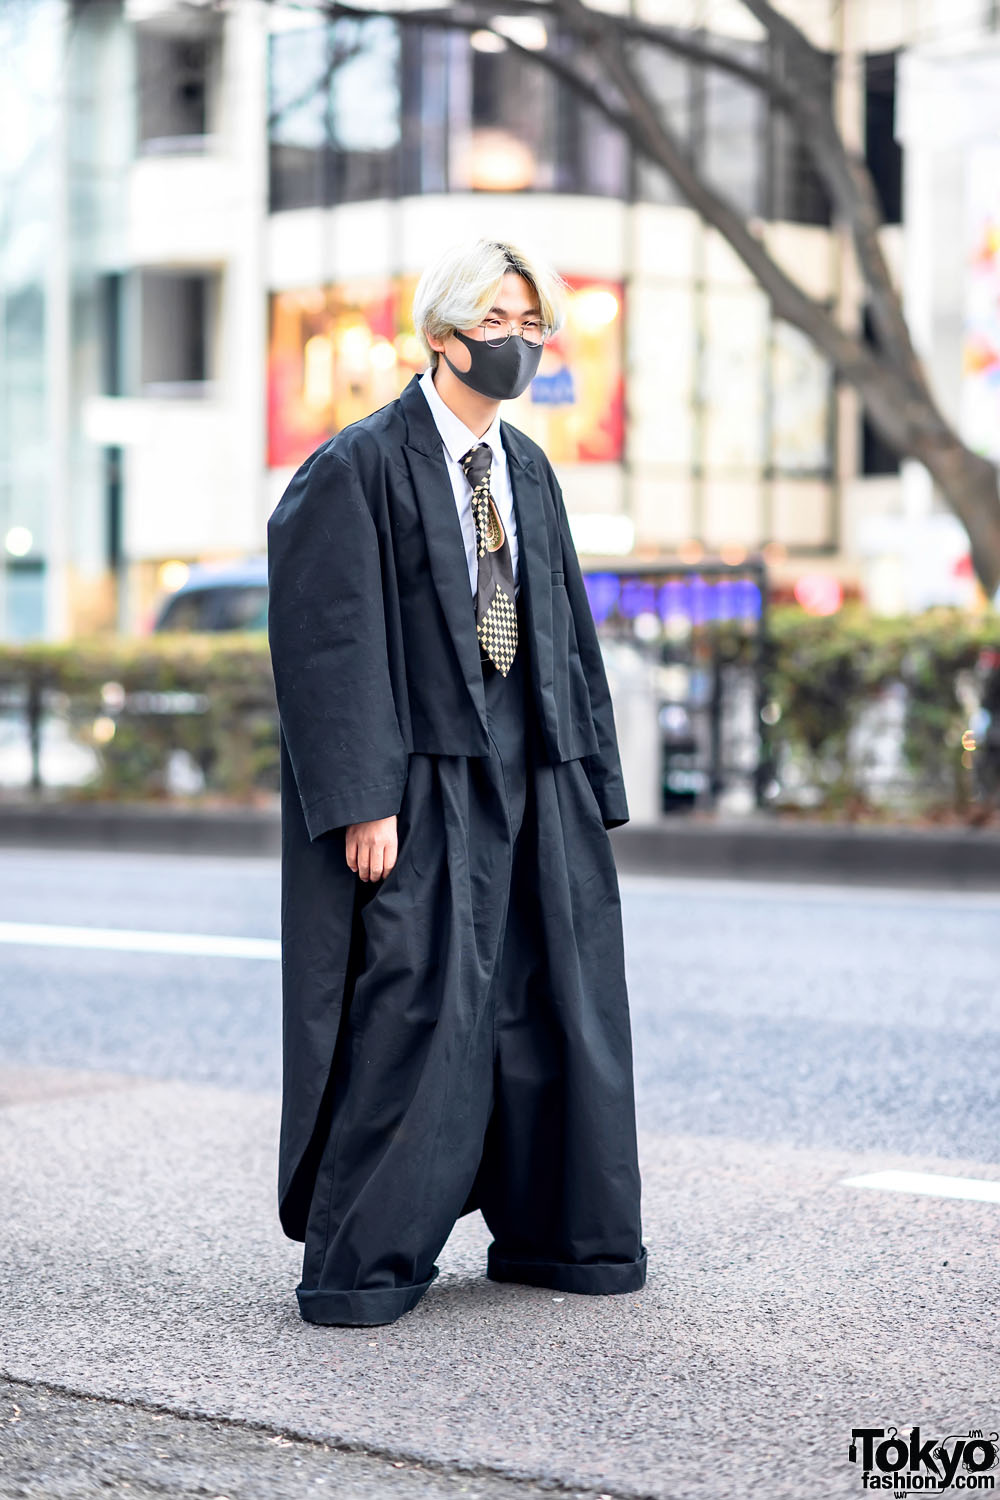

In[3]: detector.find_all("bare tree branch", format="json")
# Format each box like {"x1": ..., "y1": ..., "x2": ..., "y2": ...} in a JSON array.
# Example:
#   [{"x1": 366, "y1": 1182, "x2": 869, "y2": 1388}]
[
  {"x1": 739, "y1": 0, "x2": 928, "y2": 397},
  {"x1": 258, "y1": 0, "x2": 1000, "y2": 592},
  {"x1": 296, "y1": 0, "x2": 791, "y2": 101},
  {"x1": 278, "y1": 0, "x2": 931, "y2": 449},
  {"x1": 267, "y1": 36, "x2": 366, "y2": 133},
  {"x1": 266, "y1": 0, "x2": 635, "y2": 124}
]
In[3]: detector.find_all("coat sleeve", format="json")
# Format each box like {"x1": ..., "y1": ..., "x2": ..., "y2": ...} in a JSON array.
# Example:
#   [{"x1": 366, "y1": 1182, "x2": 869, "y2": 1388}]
[
  {"x1": 266, "y1": 444, "x2": 409, "y2": 841},
  {"x1": 550, "y1": 472, "x2": 631, "y2": 830}
]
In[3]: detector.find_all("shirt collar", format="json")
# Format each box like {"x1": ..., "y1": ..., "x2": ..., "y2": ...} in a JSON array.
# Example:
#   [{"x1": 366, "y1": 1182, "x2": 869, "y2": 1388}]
[{"x1": 419, "y1": 366, "x2": 506, "y2": 471}]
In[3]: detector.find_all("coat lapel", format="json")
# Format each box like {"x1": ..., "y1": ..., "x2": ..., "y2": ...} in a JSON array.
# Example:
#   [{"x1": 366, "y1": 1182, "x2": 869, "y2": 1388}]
[
  {"x1": 500, "y1": 420, "x2": 555, "y2": 709},
  {"x1": 398, "y1": 372, "x2": 555, "y2": 725},
  {"x1": 399, "y1": 375, "x2": 487, "y2": 722}
]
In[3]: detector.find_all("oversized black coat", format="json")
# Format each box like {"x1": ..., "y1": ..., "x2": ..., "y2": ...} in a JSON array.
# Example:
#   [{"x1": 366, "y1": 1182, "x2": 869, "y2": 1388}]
[{"x1": 266, "y1": 371, "x2": 630, "y2": 1242}]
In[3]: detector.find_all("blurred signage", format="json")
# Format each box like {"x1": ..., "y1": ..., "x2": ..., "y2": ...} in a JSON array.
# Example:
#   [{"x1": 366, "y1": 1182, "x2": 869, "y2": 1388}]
[
  {"x1": 793, "y1": 573, "x2": 842, "y2": 616},
  {"x1": 267, "y1": 273, "x2": 624, "y2": 469},
  {"x1": 583, "y1": 569, "x2": 764, "y2": 630}
]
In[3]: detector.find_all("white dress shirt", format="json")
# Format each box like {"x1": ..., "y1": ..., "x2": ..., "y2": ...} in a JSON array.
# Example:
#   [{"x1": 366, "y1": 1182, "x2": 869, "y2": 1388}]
[{"x1": 418, "y1": 365, "x2": 519, "y2": 599}]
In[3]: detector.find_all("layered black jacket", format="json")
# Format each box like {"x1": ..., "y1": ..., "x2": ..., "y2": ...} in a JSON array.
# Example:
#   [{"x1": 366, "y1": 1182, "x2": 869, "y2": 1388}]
[{"x1": 267, "y1": 371, "x2": 629, "y2": 838}]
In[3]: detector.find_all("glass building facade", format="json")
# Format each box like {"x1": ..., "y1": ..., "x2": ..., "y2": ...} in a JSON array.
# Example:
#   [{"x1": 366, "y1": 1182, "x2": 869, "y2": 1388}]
[
  {"x1": 268, "y1": 14, "x2": 829, "y2": 222},
  {"x1": 0, "y1": 0, "x2": 62, "y2": 639},
  {"x1": 3, "y1": 0, "x2": 921, "y2": 640},
  {"x1": 265, "y1": 11, "x2": 838, "y2": 558}
]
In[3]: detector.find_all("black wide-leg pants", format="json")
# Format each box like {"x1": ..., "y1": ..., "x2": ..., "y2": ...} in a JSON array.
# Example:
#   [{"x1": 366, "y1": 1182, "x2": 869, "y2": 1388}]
[{"x1": 296, "y1": 598, "x2": 647, "y2": 1327}]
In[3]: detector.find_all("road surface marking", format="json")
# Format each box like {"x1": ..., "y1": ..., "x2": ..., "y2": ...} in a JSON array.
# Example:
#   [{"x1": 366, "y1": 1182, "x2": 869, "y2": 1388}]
[
  {"x1": 0, "y1": 921, "x2": 280, "y2": 962},
  {"x1": 842, "y1": 1169, "x2": 1000, "y2": 1204}
]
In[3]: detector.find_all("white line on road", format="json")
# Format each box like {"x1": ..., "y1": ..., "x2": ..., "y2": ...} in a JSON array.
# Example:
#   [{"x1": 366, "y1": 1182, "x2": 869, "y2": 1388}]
[
  {"x1": 842, "y1": 1169, "x2": 1000, "y2": 1204},
  {"x1": 0, "y1": 921, "x2": 280, "y2": 962}
]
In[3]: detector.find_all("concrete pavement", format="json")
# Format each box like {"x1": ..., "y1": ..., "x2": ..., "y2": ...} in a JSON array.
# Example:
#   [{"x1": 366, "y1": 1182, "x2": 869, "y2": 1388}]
[
  {"x1": 3, "y1": 1064, "x2": 999, "y2": 1498},
  {"x1": 1, "y1": 851, "x2": 999, "y2": 1498}
]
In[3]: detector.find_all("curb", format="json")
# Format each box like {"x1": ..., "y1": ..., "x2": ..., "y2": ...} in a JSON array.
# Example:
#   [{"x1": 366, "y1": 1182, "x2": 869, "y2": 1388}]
[
  {"x1": 612, "y1": 818, "x2": 1000, "y2": 889},
  {"x1": 0, "y1": 803, "x2": 281, "y2": 857},
  {"x1": 2, "y1": 801, "x2": 999, "y2": 888}
]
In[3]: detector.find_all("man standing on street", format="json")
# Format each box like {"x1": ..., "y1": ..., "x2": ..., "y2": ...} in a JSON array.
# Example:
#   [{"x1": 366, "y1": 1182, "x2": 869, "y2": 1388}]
[{"x1": 267, "y1": 236, "x2": 647, "y2": 1327}]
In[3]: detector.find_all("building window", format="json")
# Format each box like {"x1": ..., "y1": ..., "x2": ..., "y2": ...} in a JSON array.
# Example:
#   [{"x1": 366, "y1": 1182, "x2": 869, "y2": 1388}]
[
  {"x1": 458, "y1": 33, "x2": 558, "y2": 191},
  {"x1": 269, "y1": 17, "x2": 628, "y2": 208},
  {"x1": 864, "y1": 52, "x2": 902, "y2": 226},
  {"x1": 630, "y1": 33, "x2": 831, "y2": 226},
  {"x1": 699, "y1": 37, "x2": 767, "y2": 219},
  {"x1": 859, "y1": 306, "x2": 901, "y2": 474},
  {"x1": 266, "y1": 18, "x2": 835, "y2": 221},
  {"x1": 139, "y1": 271, "x2": 219, "y2": 397},
  {"x1": 136, "y1": 25, "x2": 220, "y2": 154},
  {"x1": 4, "y1": 557, "x2": 46, "y2": 642},
  {"x1": 99, "y1": 273, "x2": 125, "y2": 397},
  {"x1": 269, "y1": 15, "x2": 401, "y2": 211},
  {"x1": 699, "y1": 287, "x2": 769, "y2": 473},
  {"x1": 628, "y1": 39, "x2": 692, "y2": 207},
  {"x1": 766, "y1": 46, "x2": 831, "y2": 226},
  {"x1": 399, "y1": 27, "x2": 452, "y2": 195},
  {"x1": 769, "y1": 319, "x2": 834, "y2": 476},
  {"x1": 696, "y1": 296, "x2": 834, "y2": 479}
]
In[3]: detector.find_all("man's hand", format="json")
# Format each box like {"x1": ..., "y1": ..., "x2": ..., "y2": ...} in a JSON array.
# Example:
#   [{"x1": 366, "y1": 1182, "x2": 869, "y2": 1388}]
[{"x1": 345, "y1": 815, "x2": 398, "y2": 882}]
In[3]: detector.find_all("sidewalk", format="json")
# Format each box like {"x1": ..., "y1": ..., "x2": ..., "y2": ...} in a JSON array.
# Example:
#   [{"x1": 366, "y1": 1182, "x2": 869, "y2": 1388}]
[
  {"x1": 2, "y1": 1060, "x2": 997, "y2": 1499},
  {"x1": 1, "y1": 799, "x2": 999, "y2": 887}
]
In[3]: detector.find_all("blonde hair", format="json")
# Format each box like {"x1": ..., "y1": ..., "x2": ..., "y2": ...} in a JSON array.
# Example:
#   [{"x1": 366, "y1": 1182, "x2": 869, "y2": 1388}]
[{"x1": 413, "y1": 237, "x2": 570, "y2": 370}]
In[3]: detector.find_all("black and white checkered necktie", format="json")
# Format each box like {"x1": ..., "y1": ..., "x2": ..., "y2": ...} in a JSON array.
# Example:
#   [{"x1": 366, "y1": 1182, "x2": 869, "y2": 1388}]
[{"x1": 459, "y1": 443, "x2": 518, "y2": 676}]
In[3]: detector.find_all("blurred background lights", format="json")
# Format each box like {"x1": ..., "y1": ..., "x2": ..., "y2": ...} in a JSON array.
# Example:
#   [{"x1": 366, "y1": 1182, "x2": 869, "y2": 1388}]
[
  {"x1": 619, "y1": 578, "x2": 658, "y2": 619},
  {"x1": 336, "y1": 323, "x2": 373, "y2": 379},
  {"x1": 4, "y1": 526, "x2": 32, "y2": 557},
  {"x1": 394, "y1": 333, "x2": 425, "y2": 364},
  {"x1": 157, "y1": 560, "x2": 190, "y2": 593},
  {"x1": 582, "y1": 572, "x2": 621, "y2": 625},
  {"x1": 567, "y1": 513, "x2": 634, "y2": 556},
  {"x1": 470, "y1": 28, "x2": 507, "y2": 51},
  {"x1": 463, "y1": 128, "x2": 535, "y2": 191},
  {"x1": 569, "y1": 288, "x2": 619, "y2": 333},
  {"x1": 492, "y1": 17, "x2": 548, "y2": 49},
  {"x1": 369, "y1": 338, "x2": 398, "y2": 371},
  {"x1": 100, "y1": 681, "x2": 126, "y2": 711},
  {"x1": 793, "y1": 573, "x2": 843, "y2": 616},
  {"x1": 688, "y1": 573, "x2": 715, "y2": 625},
  {"x1": 303, "y1": 334, "x2": 334, "y2": 406},
  {"x1": 659, "y1": 665, "x2": 690, "y2": 701},
  {"x1": 582, "y1": 570, "x2": 763, "y2": 631},
  {"x1": 659, "y1": 703, "x2": 690, "y2": 734},
  {"x1": 92, "y1": 715, "x2": 116, "y2": 744}
]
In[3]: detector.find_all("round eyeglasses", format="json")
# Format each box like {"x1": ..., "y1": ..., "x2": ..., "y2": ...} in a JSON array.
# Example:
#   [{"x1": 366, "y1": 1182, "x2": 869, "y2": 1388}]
[{"x1": 475, "y1": 317, "x2": 551, "y2": 348}]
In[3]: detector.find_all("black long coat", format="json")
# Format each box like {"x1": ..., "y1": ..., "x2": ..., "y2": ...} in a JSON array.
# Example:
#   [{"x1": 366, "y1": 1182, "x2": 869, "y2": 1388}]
[{"x1": 266, "y1": 371, "x2": 630, "y2": 1242}]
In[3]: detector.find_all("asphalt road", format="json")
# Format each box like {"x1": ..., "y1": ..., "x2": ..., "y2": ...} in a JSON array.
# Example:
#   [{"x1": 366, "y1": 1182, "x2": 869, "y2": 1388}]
[{"x1": 1, "y1": 847, "x2": 998, "y2": 1499}]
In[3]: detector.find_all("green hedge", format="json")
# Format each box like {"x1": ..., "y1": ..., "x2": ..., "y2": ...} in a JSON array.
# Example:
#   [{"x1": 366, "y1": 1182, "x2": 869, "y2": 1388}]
[
  {"x1": 0, "y1": 632, "x2": 277, "y2": 803},
  {"x1": 0, "y1": 607, "x2": 998, "y2": 815},
  {"x1": 763, "y1": 603, "x2": 1000, "y2": 817}
]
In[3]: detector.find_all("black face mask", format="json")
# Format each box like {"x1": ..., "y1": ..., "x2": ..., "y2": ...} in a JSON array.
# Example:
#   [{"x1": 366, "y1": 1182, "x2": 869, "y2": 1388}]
[{"x1": 441, "y1": 327, "x2": 543, "y2": 401}]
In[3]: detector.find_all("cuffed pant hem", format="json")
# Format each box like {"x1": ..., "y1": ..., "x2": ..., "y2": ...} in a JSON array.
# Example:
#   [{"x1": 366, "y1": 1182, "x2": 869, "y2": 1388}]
[
  {"x1": 486, "y1": 1242, "x2": 647, "y2": 1295},
  {"x1": 296, "y1": 1265, "x2": 439, "y2": 1326}
]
